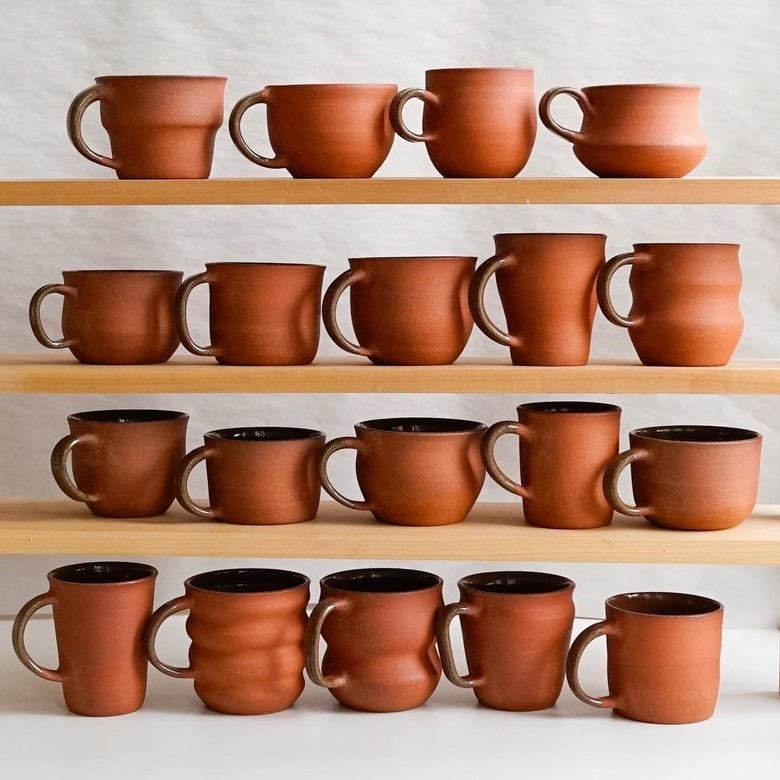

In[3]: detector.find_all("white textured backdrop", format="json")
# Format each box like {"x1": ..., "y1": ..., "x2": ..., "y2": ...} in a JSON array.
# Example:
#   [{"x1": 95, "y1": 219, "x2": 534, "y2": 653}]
[{"x1": 0, "y1": 0, "x2": 778, "y2": 626}]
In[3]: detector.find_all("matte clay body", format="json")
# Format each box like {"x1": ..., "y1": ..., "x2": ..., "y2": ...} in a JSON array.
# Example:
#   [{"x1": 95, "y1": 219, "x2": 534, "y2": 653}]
[
  {"x1": 67, "y1": 76, "x2": 226, "y2": 179},
  {"x1": 437, "y1": 572, "x2": 575, "y2": 711},
  {"x1": 597, "y1": 243, "x2": 743, "y2": 366},
  {"x1": 322, "y1": 256, "x2": 476, "y2": 365},
  {"x1": 390, "y1": 68, "x2": 536, "y2": 178},
  {"x1": 145, "y1": 569, "x2": 310, "y2": 715},
  {"x1": 306, "y1": 568, "x2": 443, "y2": 712},
  {"x1": 13, "y1": 562, "x2": 157, "y2": 716},
  {"x1": 29, "y1": 270, "x2": 182, "y2": 364},
  {"x1": 539, "y1": 84, "x2": 707, "y2": 178}
]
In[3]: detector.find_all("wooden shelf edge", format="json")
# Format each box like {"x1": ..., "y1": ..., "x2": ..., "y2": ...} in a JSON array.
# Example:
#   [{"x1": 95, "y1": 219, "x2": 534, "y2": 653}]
[{"x1": 1, "y1": 500, "x2": 778, "y2": 564}]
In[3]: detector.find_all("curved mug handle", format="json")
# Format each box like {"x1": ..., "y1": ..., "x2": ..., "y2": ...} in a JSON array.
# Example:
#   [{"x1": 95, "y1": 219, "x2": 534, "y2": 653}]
[
  {"x1": 143, "y1": 595, "x2": 195, "y2": 679},
  {"x1": 435, "y1": 602, "x2": 484, "y2": 689},
  {"x1": 50, "y1": 433, "x2": 97, "y2": 503},
  {"x1": 29, "y1": 284, "x2": 76, "y2": 349},
  {"x1": 389, "y1": 87, "x2": 439, "y2": 143},
  {"x1": 304, "y1": 597, "x2": 348, "y2": 689},
  {"x1": 468, "y1": 254, "x2": 518, "y2": 348},
  {"x1": 597, "y1": 252, "x2": 637, "y2": 328},
  {"x1": 602, "y1": 449, "x2": 650, "y2": 517},
  {"x1": 12, "y1": 591, "x2": 64, "y2": 683},
  {"x1": 322, "y1": 269, "x2": 371, "y2": 358},
  {"x1": 66, "y1": 85, "x2": 117, "y2": 169},
  {"x1": 175, "y1": 446, "x2": 212, "y2": 518},
  {"x1": 538, "y1": 86, "x2": 592, "y2": 144},
  {"x1": 228, "y1": 89, "x2": 288, "y2": 169},
  {"x1": 566, "y1": 620, "x2": 618, "y2": 709},
  {"x1": 481, "y1": 420, "x2": 532, "y2": 498},
  {"x1": 175, "y1": 272, "x2": 217, "y2": 358},
  {"x1": 317, "y1": 437, "x2": 371, "y2": 511}
]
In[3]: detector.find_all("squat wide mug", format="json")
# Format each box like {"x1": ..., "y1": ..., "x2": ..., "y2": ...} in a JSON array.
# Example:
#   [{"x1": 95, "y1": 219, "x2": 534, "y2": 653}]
[
  {"x1": 144, "y1": 569, "x2": 310, "y2": 715},
  {"x1": 13, "y1": 561, "x2": 157, "y2": 716},
  {"x1": 566, "y1": 592, "x2": 724, "y2": 724},
  {"x1": 305, "y1": 568, "x2": 443, "y2": 712}
]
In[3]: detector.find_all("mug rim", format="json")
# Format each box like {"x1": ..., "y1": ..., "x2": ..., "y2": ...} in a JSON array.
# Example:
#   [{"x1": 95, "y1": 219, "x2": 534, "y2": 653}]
[
  {"x1": 459, "y1": 570, "x2": 574, "y2": 596},
  {"x1": 425, "y1": 67, "x2": 535, "y2": 75},
  {"x1": 493, "y1": 232, "x2": 607, "y2": 239},
  {"x1": 186, "y1": 568, "x2": 310, "y2": 594},
  {"x1": 61, "y1": 269, "x2": 183, "y2": 276},
  {"x1": 95, "y1": 75, "x2": 227, "y2": 82},
  {"x1": 264, "y1": 82, "x2": 398, "y2": 91},
  {"x1": 606, "y1": 591, "x2": 723, "y2": 617},
  {"x1": 519, "y1": 401, "x2": 621, "y2": 416},
  {"x1": 581, "y1": 83, "x2": 701, "y2": 91},
  {"x1": 320, "y1": 567, "x2": 442, "y2": 594},
  {"x1": 205, "y1": 426, "x2": 325, "y2": 442},
  {"x1": 68, "y1": 409, "x2": 188, "y2": 424},
  {"x1": 630, "y1": 425, "x2": 761, "y2": 444},
  {"x1": 48, "y1": 561, "x2": 158, "y2": 585},
  {"x1": 203, "y1": 261, "x2": 326, "y2": 270},
  {"x1": 357, "y1": 417, "x2": 486, "y2": 435},
  {"x1": 632, "y1": 242, "x2": 740, "y2": 250},
  {"x1": 348, "y1": 256, "x2": 477, "y2": 263}
]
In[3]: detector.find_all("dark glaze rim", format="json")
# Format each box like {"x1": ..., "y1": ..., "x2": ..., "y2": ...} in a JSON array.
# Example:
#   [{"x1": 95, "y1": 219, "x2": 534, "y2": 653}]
[
  {"x1": 459, "y1": 571, "x2": 574, "y2": 596},
  {"x1": 607, "y1": 592, "x2": 723, "y2": 617},
  {"x1": 630, "y1": 425, "x2": 761, "y2": 444},
  {"x1": 187, "y1": 568, "x2": 309, "y2": 594},
  {"x1": 358, "y1": 417, "x2": 486, "y2": 435},
  {"x1": 321, "y1": 568, "x2": 442, "y2": 594},
  {"x1": 68, "y1": 409, "x2": 187, "y2": 424},
  {"x1": 519, "y1": 401, "x2": 621, "y2": 415},
  {"x1": 205, "y1": 426, "x2": 325, "y2": 442},
  {"x1": 49, "y1": 561, "x2": 158, "y2": 585}
]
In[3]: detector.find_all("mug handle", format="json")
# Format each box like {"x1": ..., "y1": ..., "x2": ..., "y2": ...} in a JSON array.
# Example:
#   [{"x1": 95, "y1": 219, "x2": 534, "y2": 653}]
[
  {"x1": 66, "y1": 85, "x2": 117, "y2": 169},
  {"x1": 50, "y1": 433, "x2": 97, "y2": 503},
  {"x1": 481, "y1": 421, "x2": 532, "y2": 498},
  {"x1": 317, "y1": 437, "x2": 371, "y2": 511},
  {"x1": 143, "y1": 596, "x2": 195, "y2": 678},
  {"x1": 538, "y1": 87, "x2": 591, "y2": 144},
  {"x1": 566, "y1": 620, "x2": 618, "y2": 709},
  {"x1": 175, "y1": 272, "x2": 217, "y2": 357},
  {"x1": 597, "y1": 252, "x2": 637, "y2": 328},
  {"x1": 29, "y1": 284, "x2": 75, "y2": 349},
  {"x1": 602, "y1": 449, "x2": 650, "y2": 517},
  {"x1": 228, "y1": 89, "x2": 288, "y2": 169},
  {"x1": 12, "y1": 591, "x2": 63, "y2": 682},
  {"x1": 175, "y1": 446, "x2": 212, "y2": 518},
  {"x1": 322, "y1": 269, "x2": 371, "y2": 358},
  {"x1": 435, "y1": 602, "x2": 484, "y2": 688},
  {"x1": 468, "y1": 254, "x2": 518, "y2": 348},
  {"x1": 304, "y1": 597, "x2": 348, "y2": 689},
  {"x1": 389, "y1": 87, "x2": 439, "y2": 142}
]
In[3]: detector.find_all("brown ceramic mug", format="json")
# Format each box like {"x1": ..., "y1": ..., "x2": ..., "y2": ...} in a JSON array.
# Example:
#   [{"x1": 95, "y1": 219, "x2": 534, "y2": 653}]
[
  {"x1": 539, "y1": 83, "x2": 707, "y2": 178},
  {"x1": 175, "y1": 262, "x2": 325, "y2": 365},
  {"x1": 322, "y1": 256, "x2": 476, "y2": 365},
  {"x1": 318, "y1": 417, "x2": 486, "y2": 526},
  {"x1": 603, "y1": 425, "x2": 761, "y2": 531},
  {"x1": 29, "y1": 270, "x2": 182, "y2": 365},
  {"x1": 566, "y1": 592, "x2": 724, "y2": 724},
  {"x1": 469, "y1": 233, "x2": 606, "y2": 365},
  {"x1": 12, "y1": 561, "x2": 157, "y2": 716},
  {"x1": 305, "y1": 568, "x2": 443, "y2": 712},
  {"x1": 176, "y1": 426, "x2": 325, "y2": 525},
  {"x1": 145, "y1": 568, "x2": 309, "y2": 715},
  {"x1": 597, "y1": 243, "x2": 743, "y2": 366},
  {"x1": 482, "y1": 401, "x2": 621, "y2": 529},
  {"x1": 51, "y1": 409, "x2": 188, "y2": 517},
  {"x1": 436, "y1": 571, "x2": 575, "y2": 711},
  {"x1": 229, "y1": 83, "x2": 397, "y2": 178},
  {"x1": 67, "y1": 75, "x2": 226, "y2": 179},
  {"x1": 390, "y1": 68, "x2": 537, "y2": 178}
]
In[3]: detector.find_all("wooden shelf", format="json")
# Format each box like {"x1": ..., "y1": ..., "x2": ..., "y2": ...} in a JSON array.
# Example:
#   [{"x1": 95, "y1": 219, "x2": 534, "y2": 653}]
[
  {"x1": 1, "y1": 500, "x2": 779, "y2": 563},
  {"x1": 0, "y1": 355, "x2": 778, "y2": 394},
  {"x1": 2, "y1": 178, "x2": 780, "y2": 206}
]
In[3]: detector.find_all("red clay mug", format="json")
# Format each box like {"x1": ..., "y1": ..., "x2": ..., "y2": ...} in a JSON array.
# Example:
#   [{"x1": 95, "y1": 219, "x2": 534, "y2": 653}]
[
  {"x1": 566, "y1": 592, "x2": 724, "y2": 724},
  {"x1": 67, "y1": 75, "x2": 226, "y2": 179},
  {"x1": 390, "y1": 68, "x2": 536, "y2": 177},
  {"x1": 436, "y1": 571, "x2": 575, "y2": 711},
  {"x1": 229, "y1": 83, "x2": 396, "y2": 178},
  {"x1": 13, "y1": 561, "x2": 157, "y2": 716},
  {"x1": 29, "y1": 270, "x2": 182, "y2": 364},
  {"x1": 176, "y1": 426, "x2": 325, "y2": 525},
  {"x1": 597, "y1": 243, "x2": 743, "y2": 366},
  {"x1": 322, "y1": 256, "x2": 476, "y2": 365},
  {"x1": 145, "y1": 568, "x2": 310, "y2": 715},
  {"x1": 305, "y1": 568, "x2": 443, "y2": 712}
]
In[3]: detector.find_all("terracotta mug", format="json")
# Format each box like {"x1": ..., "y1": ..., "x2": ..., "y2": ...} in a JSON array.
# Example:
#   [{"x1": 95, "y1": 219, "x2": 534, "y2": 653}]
[
  {"x1": 603, "y1": 425, "x2": 762, "y2": 531},
  {"x1": 567, "y1": 592, "x2": 724, "y2": 724},
  {"x1": 322, "y1": 256, "x2": 476, "y2": 365},
  {"x1": 437, "y1": 571, "x2": 575, "y2": 711},
  {"x1": 482, "y1": 401, "x2": 621, "y2": 529},
  {"x1": 145, "y1": 568, "x2": 309, "y2": 715},
  {"x1": 175, "y1": 262, "x2": 325, "y2": 365},
  {"x1": 469, "y1": 233, "x2": 605, "y2": 365},
  {"x1": 305, "y1": 568, "x2": 443, "y2": 712},
  {"x1": 67, "y1": 75, "x2": 226, "y2": 179},
  {"x1": 51, "y1": 409, "x2": 188, "y2": 517},
  {"x1": 229, "y1": 83, "x2": 396, "y2": 178},
  {"x1": 12, "y1": 561, "x2": 157, "y2": 716},
  {"x1": 539, "y1": 83, "x2": 707, "y2": 178},
  {"x1": 176, "y1": 426, "x2": 325, "y2": 525},
  {"x1": 597, "y1": 243, "x2": 743, "y2": 366},
  {"x1": 318, "y1": 417, "x2": 486, "y2": 526},
  {"x1": 29, "y1": 270, "x2": 182, "y2": 365},
  {"x1": 390, "y1": 68, "x2": 536, "y2": 178}
]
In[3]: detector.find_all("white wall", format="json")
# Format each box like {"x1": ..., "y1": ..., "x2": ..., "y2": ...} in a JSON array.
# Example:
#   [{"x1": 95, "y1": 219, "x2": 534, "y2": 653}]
[{"x1": 0, "y1": 0, "x2": 778, "y2": 626}]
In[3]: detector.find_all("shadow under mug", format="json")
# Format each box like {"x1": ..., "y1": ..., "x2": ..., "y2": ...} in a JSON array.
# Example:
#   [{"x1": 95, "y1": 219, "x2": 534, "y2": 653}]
[
  {"x1": 318, "y1": 417, "x2": 486, "y2": 526},
  {"x1": 176, "y1": 427, "x2": 325, "y2": 525},
  {"x1": 566, "y1": 592, "x2": 724, "y2": 724},
  {"x1": 67, "y1": 75, "x2": 226, "y2": 179},
  {"x1": 144, "y1": 568, "x2": 310, "y2": 715},
  {"x1": 29, "y1": 270, "x2": 182, "y2": 365},
  {"x1": 13, "y1": 561, "x2": 157, "y2": 716},
  {"x1": 603, "y1": 425, "x2": 761, "y2": 531},
  {"x1": 51, "y1": 409, "x2": 188, "y2": 517}
]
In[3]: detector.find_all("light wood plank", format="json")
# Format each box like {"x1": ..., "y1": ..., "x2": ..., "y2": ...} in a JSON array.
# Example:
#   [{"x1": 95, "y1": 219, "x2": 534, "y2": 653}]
[
  {"x1": 0, "y1": 500, "x2": 778, "y2": 563},
  {"x1": 1, "y1": 178, "x2": 780, "y2": 206}
]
